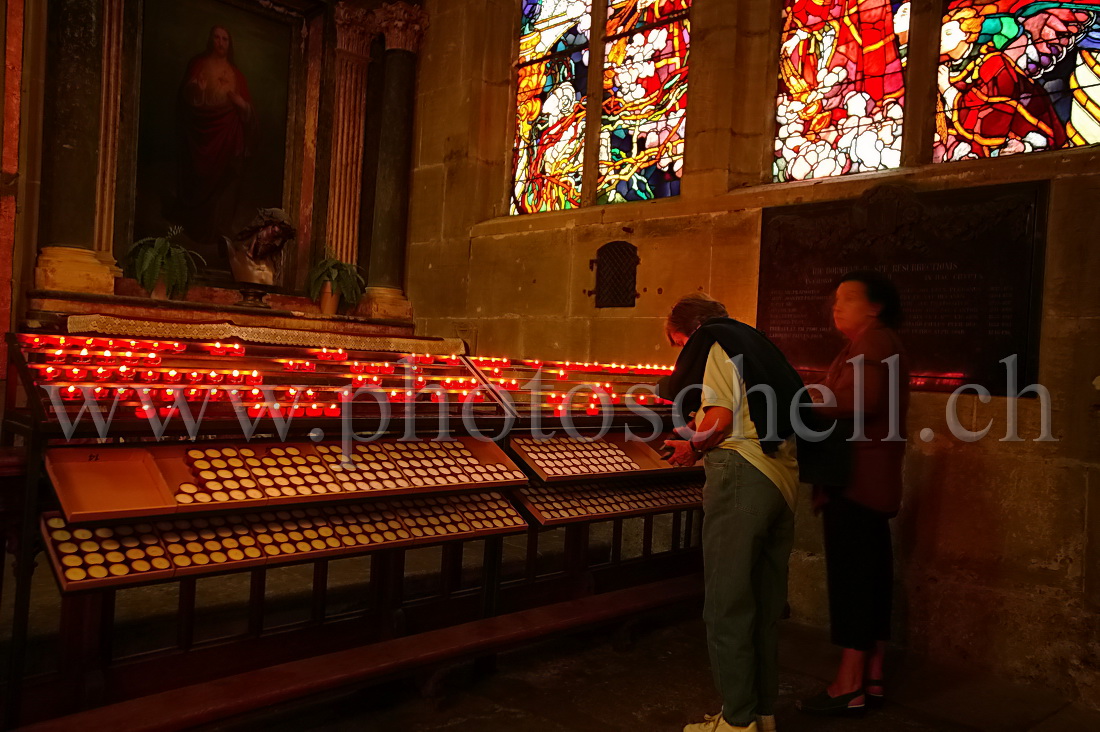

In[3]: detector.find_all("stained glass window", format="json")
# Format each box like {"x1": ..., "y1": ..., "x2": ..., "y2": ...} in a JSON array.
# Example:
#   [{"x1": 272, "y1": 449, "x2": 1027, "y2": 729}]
[
  {"x1": 512, "y1": 1, "x2": 690, "y2": 214},
  {"x1": 512, "y1": 1, "x2": 592, "y2": 214},
  {"x1": 599, "y1": 2, "x2": 690, "y2": 203},
  {"x1": 935, "y1": 1, "x2": 1100, "y2": 162},
  {"x1": 774, "y1": 1, "x2": 910, "y2": 182}
]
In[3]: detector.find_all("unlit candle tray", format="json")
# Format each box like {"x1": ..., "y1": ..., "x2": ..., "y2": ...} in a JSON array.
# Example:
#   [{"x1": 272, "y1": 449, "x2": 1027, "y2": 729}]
[
  {"x1": 516, "y1": 479, "x2": 703, "y2": 526},
  {"x1": 508, "y1": 434, "x2": 699, "y2": 482},
  {"x1": 40, "y1": 490, "x2": 526, "y2": 592},
  {"x1": 46, "y1": 438, "x2": 527, "y2": 523}
]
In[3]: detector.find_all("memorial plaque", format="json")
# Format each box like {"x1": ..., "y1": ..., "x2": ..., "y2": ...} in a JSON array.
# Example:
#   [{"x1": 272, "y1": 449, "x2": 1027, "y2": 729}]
[{"x1": 757, "y1": 183, "x2": 1046, "y2": 396}]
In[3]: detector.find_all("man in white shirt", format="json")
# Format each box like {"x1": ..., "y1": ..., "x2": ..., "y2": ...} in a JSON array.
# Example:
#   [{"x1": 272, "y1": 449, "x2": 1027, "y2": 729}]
[{"x1": 660, "y1": 293, "x2": 801, "y2": 732}]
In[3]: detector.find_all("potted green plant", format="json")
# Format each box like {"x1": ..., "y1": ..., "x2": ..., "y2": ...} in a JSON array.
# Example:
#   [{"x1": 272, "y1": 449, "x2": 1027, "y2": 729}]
[
  {"x1": 308, "y1": 251, "x2": 365, "y2": 315},
  {"x1": 123, "y1": 226, "x2": 206, "y2": 300}
]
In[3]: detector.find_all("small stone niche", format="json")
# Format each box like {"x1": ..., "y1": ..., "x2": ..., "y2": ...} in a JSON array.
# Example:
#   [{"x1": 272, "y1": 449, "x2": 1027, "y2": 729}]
[{"x1": 591, "y1": 241, "x2": 639, "y2": 309}]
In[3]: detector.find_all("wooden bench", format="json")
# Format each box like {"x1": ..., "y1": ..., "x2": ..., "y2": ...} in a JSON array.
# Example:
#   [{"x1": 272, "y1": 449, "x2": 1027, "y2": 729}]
[{"x1": 21, "y1": 574, "x2": 703, "y2": 732}]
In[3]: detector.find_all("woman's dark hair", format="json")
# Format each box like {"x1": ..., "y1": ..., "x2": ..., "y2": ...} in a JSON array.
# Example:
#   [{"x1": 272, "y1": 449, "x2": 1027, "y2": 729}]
[
  {"x1": 666, "y1": 292, "x2": 728, "y2": 342},
  {"x1": 839, "y1": 270, "x2": 903, "y2": 328}
]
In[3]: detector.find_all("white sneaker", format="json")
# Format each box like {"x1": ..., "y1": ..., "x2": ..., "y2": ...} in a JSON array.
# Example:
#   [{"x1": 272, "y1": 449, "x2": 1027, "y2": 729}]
[
  {"x1": 755, "y1": 714, "x2": 776, "y2": 732},
  {"x1": 683, "y1": 712, "x2": 758, "y2": 732}
]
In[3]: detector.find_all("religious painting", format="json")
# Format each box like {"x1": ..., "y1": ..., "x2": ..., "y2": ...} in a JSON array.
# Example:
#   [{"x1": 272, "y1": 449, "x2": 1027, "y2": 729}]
[
  {"x1": 133, "y1": 0, "x2": 292, "y2": 275},
  {"x1": 774, "y1": 0, "x2": 910, "y2": 181},
  {"x1": 935, "y1": 1, "x2": 1100, "y2": 162},
  {"x1": 599, "y1": 0, "x2": 690, "y2": 204}
]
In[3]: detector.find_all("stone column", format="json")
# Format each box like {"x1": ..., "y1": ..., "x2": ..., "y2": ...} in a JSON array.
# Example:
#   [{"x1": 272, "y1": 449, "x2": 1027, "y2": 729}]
[
  {"x1": 91, "y1": 0, "x2": 124, "y2": 276},
  {"x1": 33, "y1": 0, "x2": 114, "y2": 294},
  {"x1": 361, "y1": 1, "x2": 428, "y2": 322},
  {"x1": 325, "y1": 2, "x2": 379, "y2": 265}
]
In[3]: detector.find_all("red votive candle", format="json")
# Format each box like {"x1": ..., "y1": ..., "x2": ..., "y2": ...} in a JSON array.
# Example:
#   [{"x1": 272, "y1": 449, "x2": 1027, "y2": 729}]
[
  {"x1": 120, "y1": 351, "x2": 138, "y2": 365},
  {"x1": 93, "y1": 367, "x2": 113, "y2": 382},
  {"x1": 306, "y1": 403, "x2": 323, "y2": 417},
  {"x1": 41, "y1": 366, "x2": 59, "y2": 381},
  {"x1": 143, "y1": 352, "x2": 161, "y2": 366},
  {"x1": 141, "y1": 370, "x2": 159, "y2": 383},
  {"x1": 206, "y1": 370, "x2": 224, "y2": 384},
  {"x1": 96, "y1": 349, "x2": 117, "y2": 365},
  {"x1": 324, "y1": 403, "x2": 341, "y2": 417},
  {"x1": 228, "y1": 369, "x2": 243, "y2": 384},
  {"x1": 164, "y1": 369, "x2": 182, "y2": 383},
  {"x1": 245, "y1": 370, "x2": 262, "y2": 385},
  {"x1": 73, "y1": 348, "x2": 91, "y2": 364},
  {"x1": 116, "y1": 365, "x2": 133, "y2": 381},
  {"x1": 47, "y1": 349, "x2": 66, "y2": 364},
  {"x1": 67, "y1": 367, "x2": 87, "y2": 381}
]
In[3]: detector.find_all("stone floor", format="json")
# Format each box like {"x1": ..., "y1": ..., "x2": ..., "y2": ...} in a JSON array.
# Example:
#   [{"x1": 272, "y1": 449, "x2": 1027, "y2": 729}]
[{"x1": 205, "y1": 613, "x2": 1100, "y2": 732}]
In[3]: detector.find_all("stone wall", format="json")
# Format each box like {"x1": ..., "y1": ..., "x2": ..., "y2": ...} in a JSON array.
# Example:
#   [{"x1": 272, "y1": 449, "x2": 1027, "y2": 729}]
[{"x1": 407, "y1": 0, "x2": 1100, "y2": 708}]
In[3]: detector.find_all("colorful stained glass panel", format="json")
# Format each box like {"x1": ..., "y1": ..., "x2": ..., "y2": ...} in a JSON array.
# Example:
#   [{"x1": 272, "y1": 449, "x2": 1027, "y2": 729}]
[
  {"x1": 606, "y1": 0, "x2": 691, "y2": 36},
  {"x1": 519, "y1": 0, "x2": 593, "y2": 64},
  {"x1": 512, "y1": 63, "x2": 588, "y2": 214},
  {"x1": 598, "y1": 20, "x2": 689, "y2": 203},
  {"x1": 935, "y1": 0, "x2": 1100, "y2": 162},
  {"x1": 774, "y1": 0, "x2": 909, "y2": 182}
]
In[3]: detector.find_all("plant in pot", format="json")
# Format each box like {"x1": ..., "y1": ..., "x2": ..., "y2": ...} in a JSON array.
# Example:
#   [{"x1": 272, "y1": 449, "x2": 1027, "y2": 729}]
[
  {"x1": 307, "y1": 251, "x2": 365, "y2": 315},
  {"x1": 123, "y1": 226, "x2": 206, "y2": 300}
]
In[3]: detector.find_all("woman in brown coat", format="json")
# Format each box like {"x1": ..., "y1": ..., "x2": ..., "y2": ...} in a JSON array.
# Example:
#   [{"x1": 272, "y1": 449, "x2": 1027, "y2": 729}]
[{"x1": 799, "y1": 271, "x2": 909, "y2": 717}]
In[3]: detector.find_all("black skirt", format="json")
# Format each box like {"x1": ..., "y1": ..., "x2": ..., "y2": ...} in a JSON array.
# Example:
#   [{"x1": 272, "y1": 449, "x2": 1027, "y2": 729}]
[{"x1": 822, "y1": 495, "x2": 893, "y2": 651}]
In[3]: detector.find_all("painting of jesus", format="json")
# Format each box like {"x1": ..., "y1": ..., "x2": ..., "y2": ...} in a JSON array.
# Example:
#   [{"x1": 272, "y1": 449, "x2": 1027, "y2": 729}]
[
  {"x1": 133, "y1": 0, "x2": 291, "y2": 275},
  {"x1": 175, "y1": 25, "x2": 257, "y2": 246}
]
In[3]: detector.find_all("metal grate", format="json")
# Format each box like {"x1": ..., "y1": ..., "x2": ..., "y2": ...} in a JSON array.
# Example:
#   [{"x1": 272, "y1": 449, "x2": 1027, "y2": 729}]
[{"x1": 592, "y1": 241, "x2": 639, "y2": 308}]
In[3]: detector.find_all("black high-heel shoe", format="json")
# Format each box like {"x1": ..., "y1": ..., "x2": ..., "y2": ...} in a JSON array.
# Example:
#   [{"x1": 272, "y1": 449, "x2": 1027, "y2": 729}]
[
  {"x1": 865, "y1": 678, "x2": 885, "y2": 708},
  {"x1": 797, "y1": 688, "x2": 866, "y2": 716}
]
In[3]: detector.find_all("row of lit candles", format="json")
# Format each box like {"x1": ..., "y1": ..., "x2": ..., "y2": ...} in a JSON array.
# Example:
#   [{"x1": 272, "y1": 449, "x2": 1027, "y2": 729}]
[
  {"x1": 24, "y1": 336, "x2": 675, "y2": 375},
  {"x1": 48, "y1": 383, "x2": 658, "y2": 409},
  {"x1": 39, "y1": 365, "x2": 264, "y2": 384},
  {"x1": 520, "y1": 359, "x2": 674, "y2": 375},
  {"x1": 287, "y1": 359, "x2": 461, "y2": 373},
  {"x1": 47, "y1": 348, "x2": 166, "y2": 366},
  {"x1": 20, "y1": 335, "x2": 189, "y2": 352},
  {"x1": 39, "y1": 365, "x2": 479, "y2": 390}
]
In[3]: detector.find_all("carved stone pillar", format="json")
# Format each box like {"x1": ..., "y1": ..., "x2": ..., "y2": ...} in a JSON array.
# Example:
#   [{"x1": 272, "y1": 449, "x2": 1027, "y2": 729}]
[
  {"x1": 92, "y1": 0, "x2": 123, "y2": 276},
  {"x1": 325, "y1": 3, "x2": 379, "y2": 265},
  {"x1": 361, "y1": 1, "x2": 427, "y2": 322}
]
